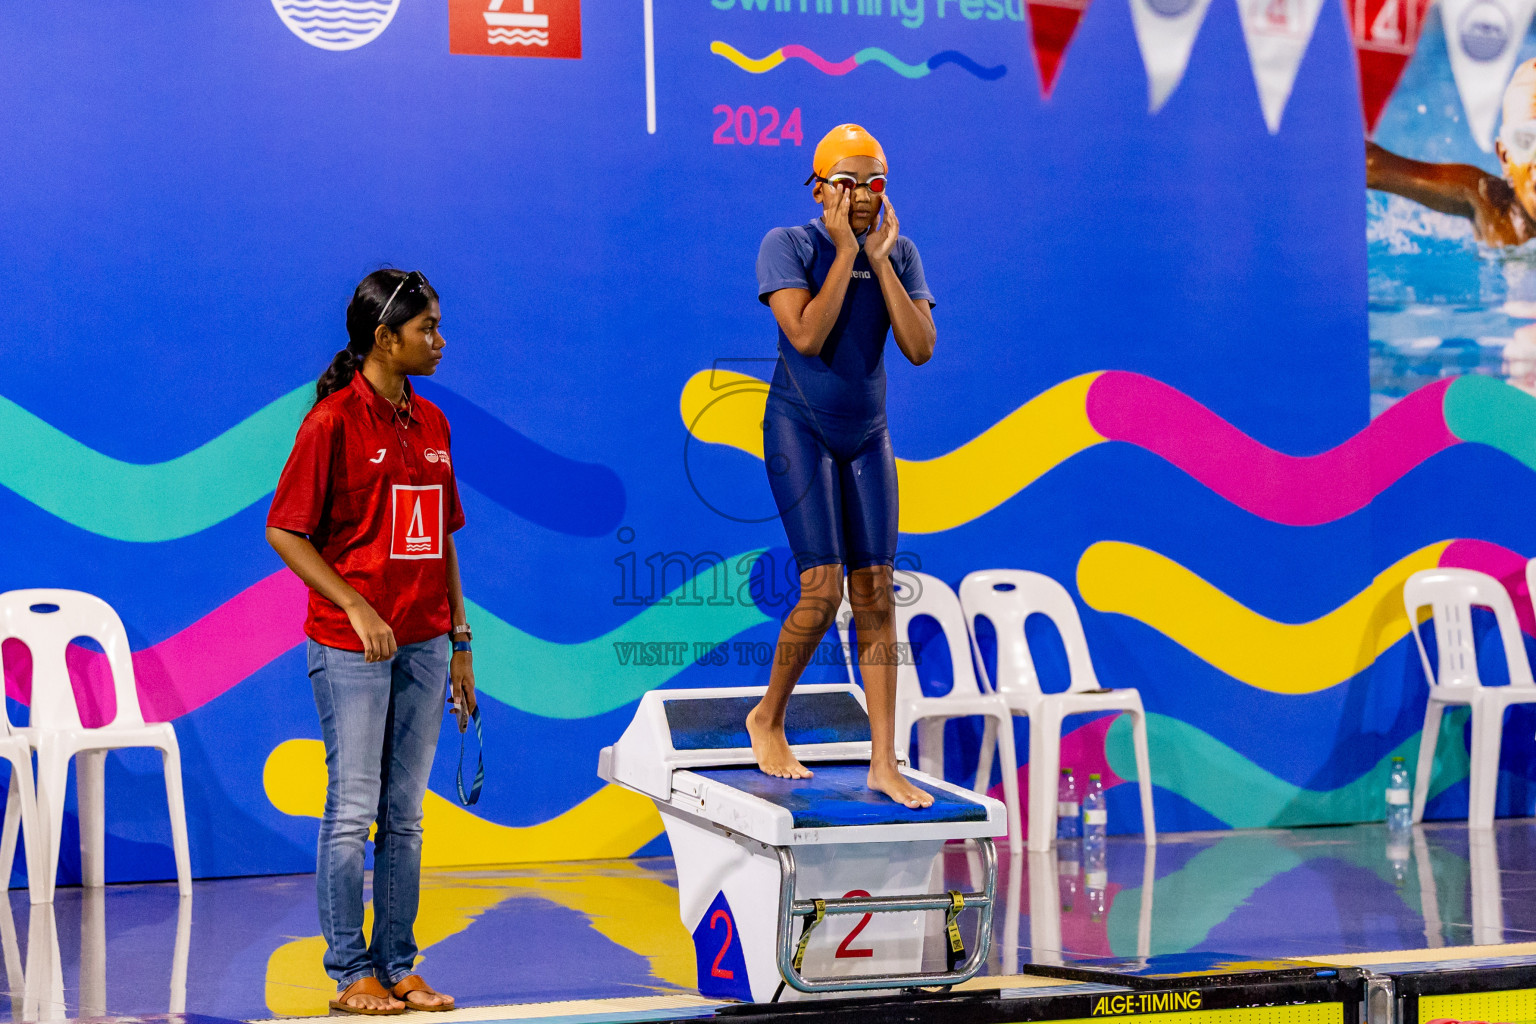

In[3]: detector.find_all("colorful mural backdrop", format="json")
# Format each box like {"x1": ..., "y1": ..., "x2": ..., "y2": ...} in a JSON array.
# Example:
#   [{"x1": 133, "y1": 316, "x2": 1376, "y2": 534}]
[{"x1": 2, "y1": 0, "x2": 1535, "y2": 888}]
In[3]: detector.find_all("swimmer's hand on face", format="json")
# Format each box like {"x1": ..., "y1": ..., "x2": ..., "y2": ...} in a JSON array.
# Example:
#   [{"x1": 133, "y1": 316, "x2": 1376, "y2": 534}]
[
  {"x1": 864, "y1": 194, "x2": 899, "y2": 265},
  {"x1": 821, "y1": 182, "x2": 860, "y2": 255}
]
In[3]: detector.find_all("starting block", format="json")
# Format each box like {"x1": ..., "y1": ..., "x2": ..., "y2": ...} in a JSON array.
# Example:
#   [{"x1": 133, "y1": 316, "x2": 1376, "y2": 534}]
[{"x1": 598, "y1": 684, "x2": 1006, "y2": 1002}]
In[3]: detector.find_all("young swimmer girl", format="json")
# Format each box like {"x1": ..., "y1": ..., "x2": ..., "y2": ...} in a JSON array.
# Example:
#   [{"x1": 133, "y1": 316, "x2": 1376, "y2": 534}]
[
  {"x1": 1368, "y1": 59, "x2": 1536, "y2": 246},
  {"x1": 747, "y1": 124, "x2": 938, "y2": 809}
]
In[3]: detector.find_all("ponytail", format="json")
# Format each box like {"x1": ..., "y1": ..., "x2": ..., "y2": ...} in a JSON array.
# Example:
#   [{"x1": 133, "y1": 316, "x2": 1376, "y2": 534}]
[
  {"x1": 315, "y1": 347, "x2": 363, "y2": 402},
  {"x1": 316, "y1": 268, "x2": 440, "y2": 403}
]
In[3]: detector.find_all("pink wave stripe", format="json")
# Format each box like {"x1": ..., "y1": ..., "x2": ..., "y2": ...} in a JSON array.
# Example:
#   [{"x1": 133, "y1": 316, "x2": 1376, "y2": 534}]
[
  {"x1": 1086, "y1": 374, "x2": 1458, "y2": 526},
  {"x1": 780, "y1": 44, "x2": 859, "y2": 75},
  {"x1": 1, "y1": 571, "x2": 306, "y2": 725},
  {"x1": 985, "y1": 713, "x2": 1126, "y2": 833},
  {"x1": 1439, "y1": 539, "x2": 1535, "y2": 637}
]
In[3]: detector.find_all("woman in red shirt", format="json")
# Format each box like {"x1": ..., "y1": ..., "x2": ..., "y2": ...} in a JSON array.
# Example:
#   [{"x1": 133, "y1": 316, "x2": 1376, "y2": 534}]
[{"x1": 267, "y1": 270, "x2": 477, "y2": 1015}]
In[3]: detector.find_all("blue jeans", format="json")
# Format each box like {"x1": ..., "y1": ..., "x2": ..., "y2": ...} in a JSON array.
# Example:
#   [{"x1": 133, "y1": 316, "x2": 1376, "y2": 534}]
[{"x1": 308, "y1": 636, "x2": 449, "y2": 987}]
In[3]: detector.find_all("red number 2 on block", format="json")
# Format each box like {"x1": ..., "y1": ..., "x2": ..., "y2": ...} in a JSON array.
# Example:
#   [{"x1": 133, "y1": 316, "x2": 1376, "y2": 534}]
[
  {"x1": 835, "y1": 889, "x2": 874, "y2": 958},
  {"x1": 709, "y1": 908, "x2": 735, "y2": 978}
]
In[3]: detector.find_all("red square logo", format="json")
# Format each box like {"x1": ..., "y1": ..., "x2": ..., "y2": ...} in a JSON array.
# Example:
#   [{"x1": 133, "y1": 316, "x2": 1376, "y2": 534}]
[
  {"x1": 449, "y1": 0, "x2": 582, "y2": 59},
  {"x1": 391, "y1": 485, "x2": 443, "y2": 560}
]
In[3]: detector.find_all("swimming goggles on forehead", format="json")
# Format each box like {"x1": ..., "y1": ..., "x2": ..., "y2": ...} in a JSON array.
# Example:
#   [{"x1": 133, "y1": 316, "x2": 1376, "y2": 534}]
[
  {"x1": 806, "y1": 172, "x2": 887, "y2": 194},
  {"x1": 378, "y1": 270, "x2": 430, "y2": 324},
  {"x1": 1501, "y1": 119, "x2": 1536, "y2": 166}
]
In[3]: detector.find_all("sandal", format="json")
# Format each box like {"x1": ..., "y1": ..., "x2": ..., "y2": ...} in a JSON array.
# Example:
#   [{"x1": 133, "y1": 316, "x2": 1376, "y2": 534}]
[
  {"x1": 330, "y1": 977, "x2": 405, "y2": 1016},
  {"x1": 392, "y1": 974, "x2": 455, "y2": 1012}
]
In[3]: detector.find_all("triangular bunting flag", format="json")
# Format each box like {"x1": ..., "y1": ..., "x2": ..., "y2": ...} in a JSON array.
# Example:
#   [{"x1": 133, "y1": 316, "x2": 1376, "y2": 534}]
[
  {"x1": 1129, "y1": 0, "x2": 1218, "y2": 112},
  {"x1": 1239, "y1": 0, "x2": 1327, "y2": 132},
  {"x1": 1027, "y1": 0, "x2": 1092, "y2": 97},
  {"x1": 1442, "y1": 0, "x2": 1536, "y2": 150},
  {"x1": 1347, "y1": 0, "x2": 1432, "y2": 135}
]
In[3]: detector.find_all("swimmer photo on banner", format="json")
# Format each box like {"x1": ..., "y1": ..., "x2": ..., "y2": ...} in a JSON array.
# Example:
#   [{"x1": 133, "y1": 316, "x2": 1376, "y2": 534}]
[{"x1": 1366, "y1": 11, "x2": 1536, "y2": 406}]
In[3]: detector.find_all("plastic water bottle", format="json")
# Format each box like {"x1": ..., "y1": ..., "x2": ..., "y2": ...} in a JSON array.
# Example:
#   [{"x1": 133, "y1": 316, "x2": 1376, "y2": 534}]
[
  {"x1": 1084, "y1": 840, "x2": 1107, "y2": 921},
  {"x1": 1386, "y1": 835, "x2": 1410, "y2": 885},
  {"x1": 1057, "y1": 768, "x2": 1081, "y2": 840},
  {"x1": 1386, "y1": 756, "x2": 1412, "y2": 833},
  {"x1": 1058, "y1": 844, "x2": 1081, "y2": 912},
  {"x1": 1082, "y1": 772, "x2": 1107, "y2": 853}
]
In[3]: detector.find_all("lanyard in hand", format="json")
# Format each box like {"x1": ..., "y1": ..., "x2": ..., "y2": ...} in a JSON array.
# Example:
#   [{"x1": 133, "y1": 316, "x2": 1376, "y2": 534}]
[{"x1": 456, "y1": 705, "x2": 484, "y2": 806}]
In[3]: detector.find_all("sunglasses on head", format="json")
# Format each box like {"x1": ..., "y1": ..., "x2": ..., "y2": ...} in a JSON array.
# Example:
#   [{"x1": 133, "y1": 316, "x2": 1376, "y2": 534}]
[
  {"x1": 378, "y1": 270, "x2": 430, "y2": 324},
  {"x1": 806, "y1": 172, "x2": 887, "y2": 195}
]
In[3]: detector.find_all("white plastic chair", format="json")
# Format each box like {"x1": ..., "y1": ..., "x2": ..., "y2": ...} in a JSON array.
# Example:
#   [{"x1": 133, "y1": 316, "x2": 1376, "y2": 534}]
[
  {"x1": 0, "y1": 612, "x2": 46, "y2": 904},
  {"x1": 835, "y1": 572, "x2": 1022, "y2": 848},
  {"x1": 0, "y1": 591, "x2": 192, "y2": 901},
  {"x1": 959, "y1": 570, "x2": 1156, "y2": 852},
  {"x1": 1404, "y1": 568, "x2": 1536, "y2": 830}
]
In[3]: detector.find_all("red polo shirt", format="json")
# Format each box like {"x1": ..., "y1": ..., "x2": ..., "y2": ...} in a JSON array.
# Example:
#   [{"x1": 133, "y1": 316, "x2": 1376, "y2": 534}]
[{"x1": 268, "y1": 372, "x2": 466, "y2": 650}]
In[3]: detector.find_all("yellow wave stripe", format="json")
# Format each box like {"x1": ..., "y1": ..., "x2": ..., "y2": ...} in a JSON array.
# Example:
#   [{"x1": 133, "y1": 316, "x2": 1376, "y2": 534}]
[
  {"x1": 264, "y1": 864, "x2": 692, "y2": 1015},
  {"x1": 263, "y1": 740, "x2": 680, "y2": 1015},
  {"x1": 264, "y1": 885, "x2": 506, "y2": 1016},
  {"x1": 709, "y1": 40, "x2": 785, "y2": 72},
  {"x1": 263, "y1": 739, "x2": 662, "y2": 865},
  {"x1": 493, "y1": 864, "x2": 696, "y2": 990},
  {"x1": 679, "y1": 369, "x2": 1105, "y2": 533},
  {"x1": 1077, "y1": 541, "x2": 1450, "y2": 694}
]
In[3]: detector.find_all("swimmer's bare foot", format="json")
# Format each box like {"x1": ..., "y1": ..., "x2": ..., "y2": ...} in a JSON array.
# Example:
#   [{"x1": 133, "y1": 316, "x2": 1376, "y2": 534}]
[
  {"x1": 869, "y1": 761, "x2": 934, "y2": 809},
  {"x1": 747, "y1": 703, "x2": 813, "y2": 779}
]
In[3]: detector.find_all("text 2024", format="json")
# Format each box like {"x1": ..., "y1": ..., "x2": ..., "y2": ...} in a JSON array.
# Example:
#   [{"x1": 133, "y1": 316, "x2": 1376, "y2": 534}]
[{"x1": 713, "y1": 106, "x2": 804, "y2": 146}]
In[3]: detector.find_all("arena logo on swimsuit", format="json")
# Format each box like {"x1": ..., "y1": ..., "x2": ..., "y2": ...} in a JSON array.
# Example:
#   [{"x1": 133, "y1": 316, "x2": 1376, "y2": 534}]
[
  {"x1": 390, "y1": 485, "x2": 444, "y2": 560},
  {"x1": 448, "y1": 0, "x2": 583, "y2": 58}
]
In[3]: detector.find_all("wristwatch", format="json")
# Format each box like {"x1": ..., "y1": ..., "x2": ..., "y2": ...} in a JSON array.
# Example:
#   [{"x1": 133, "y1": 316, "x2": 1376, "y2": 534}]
[{"x1": 451, "y1": 624, "x2": 472, "y2": 641}]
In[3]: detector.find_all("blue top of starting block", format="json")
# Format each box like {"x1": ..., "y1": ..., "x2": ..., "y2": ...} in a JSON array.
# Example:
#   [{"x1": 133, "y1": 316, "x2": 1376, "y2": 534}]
[
  {"x1": 691, "y1": 764, "x2": 988, "y2": 828},
  {"x1": 664, "y1": 692, "x2": 870, "y2": 750}
]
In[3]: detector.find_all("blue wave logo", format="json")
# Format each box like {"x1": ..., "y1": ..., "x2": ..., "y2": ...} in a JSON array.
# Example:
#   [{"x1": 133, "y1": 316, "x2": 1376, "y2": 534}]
[{"x1": 271, "y1": 0, "x2": 400, "y2": 51}]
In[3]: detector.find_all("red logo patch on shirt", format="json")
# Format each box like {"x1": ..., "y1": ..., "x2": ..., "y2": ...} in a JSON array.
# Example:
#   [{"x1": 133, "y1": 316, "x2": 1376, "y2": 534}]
[
  {"x1": 448, "y1": 0, "x2": 582, "y2": 59},
  {"x1": 391, "y1": 485, "x2": 444, "y2": 560}
]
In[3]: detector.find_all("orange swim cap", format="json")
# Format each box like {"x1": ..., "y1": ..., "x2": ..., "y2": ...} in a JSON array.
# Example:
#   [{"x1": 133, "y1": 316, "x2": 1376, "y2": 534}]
[{"x1": 807, "y1": 124, "x2": 887, "y2": 183}]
